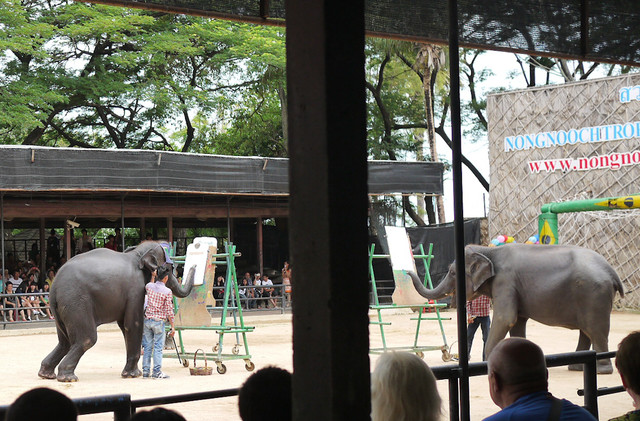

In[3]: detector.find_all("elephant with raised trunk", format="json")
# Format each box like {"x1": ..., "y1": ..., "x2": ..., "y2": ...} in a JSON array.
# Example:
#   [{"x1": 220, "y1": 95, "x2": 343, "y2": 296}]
[
  {"x1": 39, "y1": 241, "x2": 196, "y2": 382},
  {"x1": 410, "y1": 243, "x2": 624, "y2": 374}
]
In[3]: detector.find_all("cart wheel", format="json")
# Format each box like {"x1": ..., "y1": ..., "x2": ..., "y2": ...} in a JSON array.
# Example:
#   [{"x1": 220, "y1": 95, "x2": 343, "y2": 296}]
[
  {"x1": 232, "y1": 345, "x2": 240, "y2": 355},
  {"x1": 216, "y1": 363, "x2": 227, "y2": 375},
  {"x1": 182, "y1": 359, "x2": 189, "y2": 368},
  {"x1": 416, "y1": 351, "x2": 424, "y2": 359},
  {"x1": 212, "y1": 344, "x2": 219, "y2": 352},
  {"x1": 442, "y1": 348, "x2": 452, "y2": 362},
  {"x1": 245, "y1": 361, "x2": 255, "y2": 372}
]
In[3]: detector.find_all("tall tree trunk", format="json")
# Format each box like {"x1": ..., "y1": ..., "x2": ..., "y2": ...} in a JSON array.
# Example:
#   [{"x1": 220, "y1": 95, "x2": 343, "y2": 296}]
[
  {"x1": 279, "y1": 85, "x2": 288, "y2": 152},
  {"x1": 423, "y1": 67, "x2": 446, "y2": 223}
]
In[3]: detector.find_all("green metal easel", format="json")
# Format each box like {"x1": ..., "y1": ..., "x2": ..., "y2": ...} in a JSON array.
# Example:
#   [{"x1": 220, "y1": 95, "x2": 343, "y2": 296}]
[
  {"x1": 369, "y1": 243, "x2": 452, "y2": 361},
  {"x1": 170, "y1": 241, "x2": 255, "y2": 374}
]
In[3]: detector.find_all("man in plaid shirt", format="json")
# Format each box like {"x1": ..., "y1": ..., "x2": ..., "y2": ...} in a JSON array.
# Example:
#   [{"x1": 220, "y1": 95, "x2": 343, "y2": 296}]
[
  {"x1": 142, "y1": 266, "x2": 175, "y2": 379},
  {"x1": 466, "y1": 295, "x2": 491, "y2": 361}
]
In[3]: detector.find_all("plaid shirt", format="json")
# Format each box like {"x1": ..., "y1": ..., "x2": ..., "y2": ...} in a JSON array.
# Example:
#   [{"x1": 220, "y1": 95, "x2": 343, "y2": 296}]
[
  {"x1": 466, "y1": 295, "x2": 491, "y2": 318},
  {"x1": 144, "y1": 281, "x2": 174, "y2": 324}
]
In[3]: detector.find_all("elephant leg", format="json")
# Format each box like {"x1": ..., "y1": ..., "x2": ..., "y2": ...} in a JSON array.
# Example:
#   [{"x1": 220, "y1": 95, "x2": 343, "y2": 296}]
[
  {"x1": 568, "y1": 331, "x2": 591, "y2": 372},
  {"x1": 508, "y1": 317, "x2": 527, "y2": 338},
  {"x1": 39, "y1": 327, "x2": 71, "y2": 379},
  {"x1": 56, "y1": 318, "x2": 98, "y2": 382},
  {"x1": 120, "y1": 313, "x2": 143, "y2": 378},
  {"x1": 484, "y1": 307, "x2": 517, "y2": 358},
  {"x1": 590, "y1": 330, "x2": 613, "y2": 375}
]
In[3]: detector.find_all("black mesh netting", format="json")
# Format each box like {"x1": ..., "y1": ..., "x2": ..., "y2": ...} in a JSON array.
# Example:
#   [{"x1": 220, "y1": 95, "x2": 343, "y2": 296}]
[{"x1": 86, "y1": 0, "x2": 640, "y2": 66}]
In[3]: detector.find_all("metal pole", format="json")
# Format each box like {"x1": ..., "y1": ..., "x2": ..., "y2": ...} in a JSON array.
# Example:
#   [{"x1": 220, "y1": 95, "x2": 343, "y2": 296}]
[
  {"x1": 449, "y1": 0, "x2": 470, "y2": 419},
  {"x1": 120, "y1": 195, "x2": 125, "y2": 251},
  {"x1": 1, "y1": 193, "x2": 4, "y2": 285},
  {"x1": 583, "y1": 351, "x2": 599, "y2": 418},
  {"x1": 257, "y1": 217, "x2": 263, "y2": 275}
]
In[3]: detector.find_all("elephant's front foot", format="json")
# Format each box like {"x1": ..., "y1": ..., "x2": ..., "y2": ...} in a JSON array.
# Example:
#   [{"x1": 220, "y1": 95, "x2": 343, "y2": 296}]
[
  {"x1": 597, "y1": 360, "x2": 613, "y2": 375},
  {"x1": 38, "y1": 365, "x2": 57, "y2": 380},
  {"x1": 57, "y1": 372, "x2": 79, "y2": 382},
  {"x1": 122, "y1": 367, "x2": 142, "y2": 378},
  {"x1": 568, "y1": 361, "x2": 614, "y2": 374},
  {"x1": 568, "y1": 363, "x2": 584, "y2": 372}
]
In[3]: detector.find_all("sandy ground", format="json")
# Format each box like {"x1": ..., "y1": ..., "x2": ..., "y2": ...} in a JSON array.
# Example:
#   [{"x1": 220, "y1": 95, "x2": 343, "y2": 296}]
[{"x1": 0, "y1": 309, "x2": 637, "y2": 420}]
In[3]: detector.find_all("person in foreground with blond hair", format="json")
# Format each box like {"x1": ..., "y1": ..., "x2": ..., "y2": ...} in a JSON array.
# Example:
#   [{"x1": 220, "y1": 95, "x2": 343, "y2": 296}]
[{"x1": 371, "y1": 351, "x2": 442, "y2": 421}]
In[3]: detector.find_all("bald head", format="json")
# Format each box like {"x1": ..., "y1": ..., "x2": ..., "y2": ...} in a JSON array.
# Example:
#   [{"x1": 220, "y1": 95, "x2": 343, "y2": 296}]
[{"x1": 487, "y1": 338, "x2": 548, "y2": 408}]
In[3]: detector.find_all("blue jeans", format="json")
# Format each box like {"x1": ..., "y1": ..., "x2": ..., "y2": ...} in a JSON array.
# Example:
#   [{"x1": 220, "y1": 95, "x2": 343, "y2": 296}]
[
  {"x1": 142, "y1": 319, "x2": 165, "y2": 376},
  {"x1": 467, "y1": 315, "x2": 491, "y2": 361}
]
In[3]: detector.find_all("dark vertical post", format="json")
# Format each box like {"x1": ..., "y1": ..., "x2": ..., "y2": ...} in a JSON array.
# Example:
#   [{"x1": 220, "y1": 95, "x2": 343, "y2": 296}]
[
  {"x1": 39, "y1": 218, "x2": 46, "y2": 274},
  {"x1": 167, "y1": 216, "x2": 173, "y2": 244},
  {"x1": 583, "y1": 351, "x2": 598, "y2": 418},
  {"x1": 286, "y1": 0, "x2": 369, "y2": 420},
  {"x1": 1, "y1": 194, "x2": 4, "y2": 279},
  {"x1": 120, "y1": 195, "x2": 125, "y2": 252},
  {"x1": 449, "y1": 0, "x2": 470, "y2": 420},
  {"x1": 64, "y1": 224, "x2": 71, "y2": 262},
  {"x1": 257, "y1": 217, "x2": 264, "y2": 275}
]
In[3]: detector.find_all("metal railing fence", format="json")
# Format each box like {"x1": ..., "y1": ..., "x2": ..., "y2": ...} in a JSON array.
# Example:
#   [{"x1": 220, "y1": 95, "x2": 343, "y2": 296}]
[
  {"x1": 0, "y1": 350, "x2": 622, "y2": 420},
  {"x1": 0, "y1": 292, "x2": 53, "y2": 326}
]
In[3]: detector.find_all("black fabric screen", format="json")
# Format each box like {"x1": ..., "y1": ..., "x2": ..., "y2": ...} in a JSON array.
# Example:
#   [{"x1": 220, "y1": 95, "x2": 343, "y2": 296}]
[{"x1": 79, "y1": 0, "x2": 640, "y2": 66}]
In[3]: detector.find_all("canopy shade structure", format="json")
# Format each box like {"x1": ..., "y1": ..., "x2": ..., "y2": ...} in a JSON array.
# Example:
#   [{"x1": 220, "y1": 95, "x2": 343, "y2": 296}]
[
  {"x1": 75, "y1": 0, "x2": 640, "y2": 67},
  {"x1": 0, "y1": 145, "x2": 443, "y2": 196},
  {"x1": 0, "y1": 145, "x2": 443, "y2": 227}
]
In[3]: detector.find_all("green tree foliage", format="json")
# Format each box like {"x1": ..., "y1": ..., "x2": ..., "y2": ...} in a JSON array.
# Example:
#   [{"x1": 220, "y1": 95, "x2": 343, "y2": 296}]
[{"x1": 0, "y1": 0, "x2": 286, "y2": 153}]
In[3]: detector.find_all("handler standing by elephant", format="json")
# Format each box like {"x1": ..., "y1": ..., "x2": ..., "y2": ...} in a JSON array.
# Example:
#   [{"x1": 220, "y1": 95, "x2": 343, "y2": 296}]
[
  {"x1": 467, "y1": 295, "x2": 491, "y2": 361},
  {"x1": 143, "y1": 266, "x2": 175, "y2": 379}
]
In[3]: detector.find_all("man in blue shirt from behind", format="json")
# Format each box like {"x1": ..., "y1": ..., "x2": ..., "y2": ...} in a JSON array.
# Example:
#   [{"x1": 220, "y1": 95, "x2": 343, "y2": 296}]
[{"x1": 484, "y1": 337, "x2": 596, "y2": 421}]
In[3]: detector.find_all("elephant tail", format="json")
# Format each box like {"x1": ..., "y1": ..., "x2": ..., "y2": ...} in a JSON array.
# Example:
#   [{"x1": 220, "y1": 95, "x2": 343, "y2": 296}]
[
  {"x1": 613, "y1": 275, "x2": 625, "y2": 298},
  {"x1": 51, "y1": 301, "x2": 71, "y2": 343}
]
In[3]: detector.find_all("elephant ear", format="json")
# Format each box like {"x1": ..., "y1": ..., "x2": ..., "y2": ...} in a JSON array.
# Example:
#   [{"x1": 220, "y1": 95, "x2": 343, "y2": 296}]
[
  {"x1": 138, "y1": 248, "x2": 160, "y2": 272},
  {"x1": 466, "y1": 250, "x2": 494, "y2": 292}
]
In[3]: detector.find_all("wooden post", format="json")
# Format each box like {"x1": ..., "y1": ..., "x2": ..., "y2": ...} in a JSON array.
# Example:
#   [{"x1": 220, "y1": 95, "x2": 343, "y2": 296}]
[
  {"x1": 286, "y1": 0, "x2": 370, "y2": 419},
  {"x1": 257, "y1": 217, "x2": 263, "y2": 275}
]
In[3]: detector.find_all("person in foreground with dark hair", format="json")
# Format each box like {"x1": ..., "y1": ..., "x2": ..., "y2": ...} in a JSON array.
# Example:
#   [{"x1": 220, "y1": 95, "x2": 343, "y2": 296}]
[
  {"x1": 5, "y1": 387, "x2": 77, "y2": 421},
  {"x1": 238, "y1": 366, "x2": 291, "y2": 421},
  {"x1": 484, "y1": 337, "x2": 596, "y2": 421},
  {"x1": 129, "y1": 407, "x2": 186, "y2": 420},
  {"x1": 371, "y1": 351, "x2": 442, "y2": 421},
  {"x1": 609, "y1": 331, "x2": 640, "y2": 421}
]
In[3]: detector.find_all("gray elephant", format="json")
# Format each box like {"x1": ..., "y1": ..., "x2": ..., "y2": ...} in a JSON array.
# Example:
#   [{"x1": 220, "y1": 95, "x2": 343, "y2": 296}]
[
  {"x1": 38, "y1": 241, "x2": 195, "y2": 382},
  {"x1": 409, "y1": 243, "x2": 624, "y2": 374}
]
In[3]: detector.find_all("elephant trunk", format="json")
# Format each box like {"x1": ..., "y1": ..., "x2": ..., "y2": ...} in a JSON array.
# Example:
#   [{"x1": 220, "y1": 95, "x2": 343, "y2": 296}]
[
  {"x1": 167, "y1": 266, "x2": 196, "y2": 298},
  {"x1": 408, "y1": 270, "x2": 456, "y2": 300}
]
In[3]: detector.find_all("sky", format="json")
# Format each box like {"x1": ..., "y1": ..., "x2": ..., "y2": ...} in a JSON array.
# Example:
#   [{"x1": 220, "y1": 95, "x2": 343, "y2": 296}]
[
  {"x1": 440, "y1": 50, "x2": 520, "y2": 222},
  {"x1": 438, "y1": 50, "x2": 591, "y2": 222}
]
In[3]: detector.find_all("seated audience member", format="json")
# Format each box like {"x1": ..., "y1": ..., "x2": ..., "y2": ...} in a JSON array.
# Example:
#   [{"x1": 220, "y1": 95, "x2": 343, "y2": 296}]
[
  {"x1": 484, "y1": 337, "x2": 597, "y2": 421},
  {"x1": 3, "y1": 282, "x2": 17, "y2": 321},
  {"x1": 3, "y1": 281, "x2": 26, "y2": 322},
  {"x1": 26, "y1": 282, "x2": 47, "y2": 319},
  {"x1": 238, "y1": 277, "x2": 249, "y2": 309},
  {"x1": 45, "y1": 269, "x2": 56, "y2": 286},
  {"x1": 5, "y1": 387, "x2": 77, "y2": 421},
  {"x1": 609, "y1": 331, "x2": 640, "y2": 421},
  {"x1": 238, "y1": 366, "x2": 292, "y2": 421},
  {"x1": 129, "y1": 408, "x2": 186, "y2": 420},
  {"x1": 371, "y1": 351, "x2": 442, "y2": 421},
  {"x1": 261, "y1": 274, "x2": 277, "y2": 308},
  {"x1": 105, "y1": 234, "x2": 117, "y2": 251},
  {"x1": 40, "y1": 282, "x2": 54, "y2": 319},
  {"x1": 213, "y1": 275, "x2": 225, "y2": 306},
  {"x1": 253, "y1": 273, "x2": 263, "y2": 308}
]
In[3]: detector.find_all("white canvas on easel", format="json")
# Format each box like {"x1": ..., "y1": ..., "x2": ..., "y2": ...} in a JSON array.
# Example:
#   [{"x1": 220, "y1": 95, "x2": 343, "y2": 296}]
[
  {"x1": 384, "y1": 226, "x2": 429, "y2": 305},
  {"x1": 183, "y1": 237, "x2": 217, "y2": 286}
]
